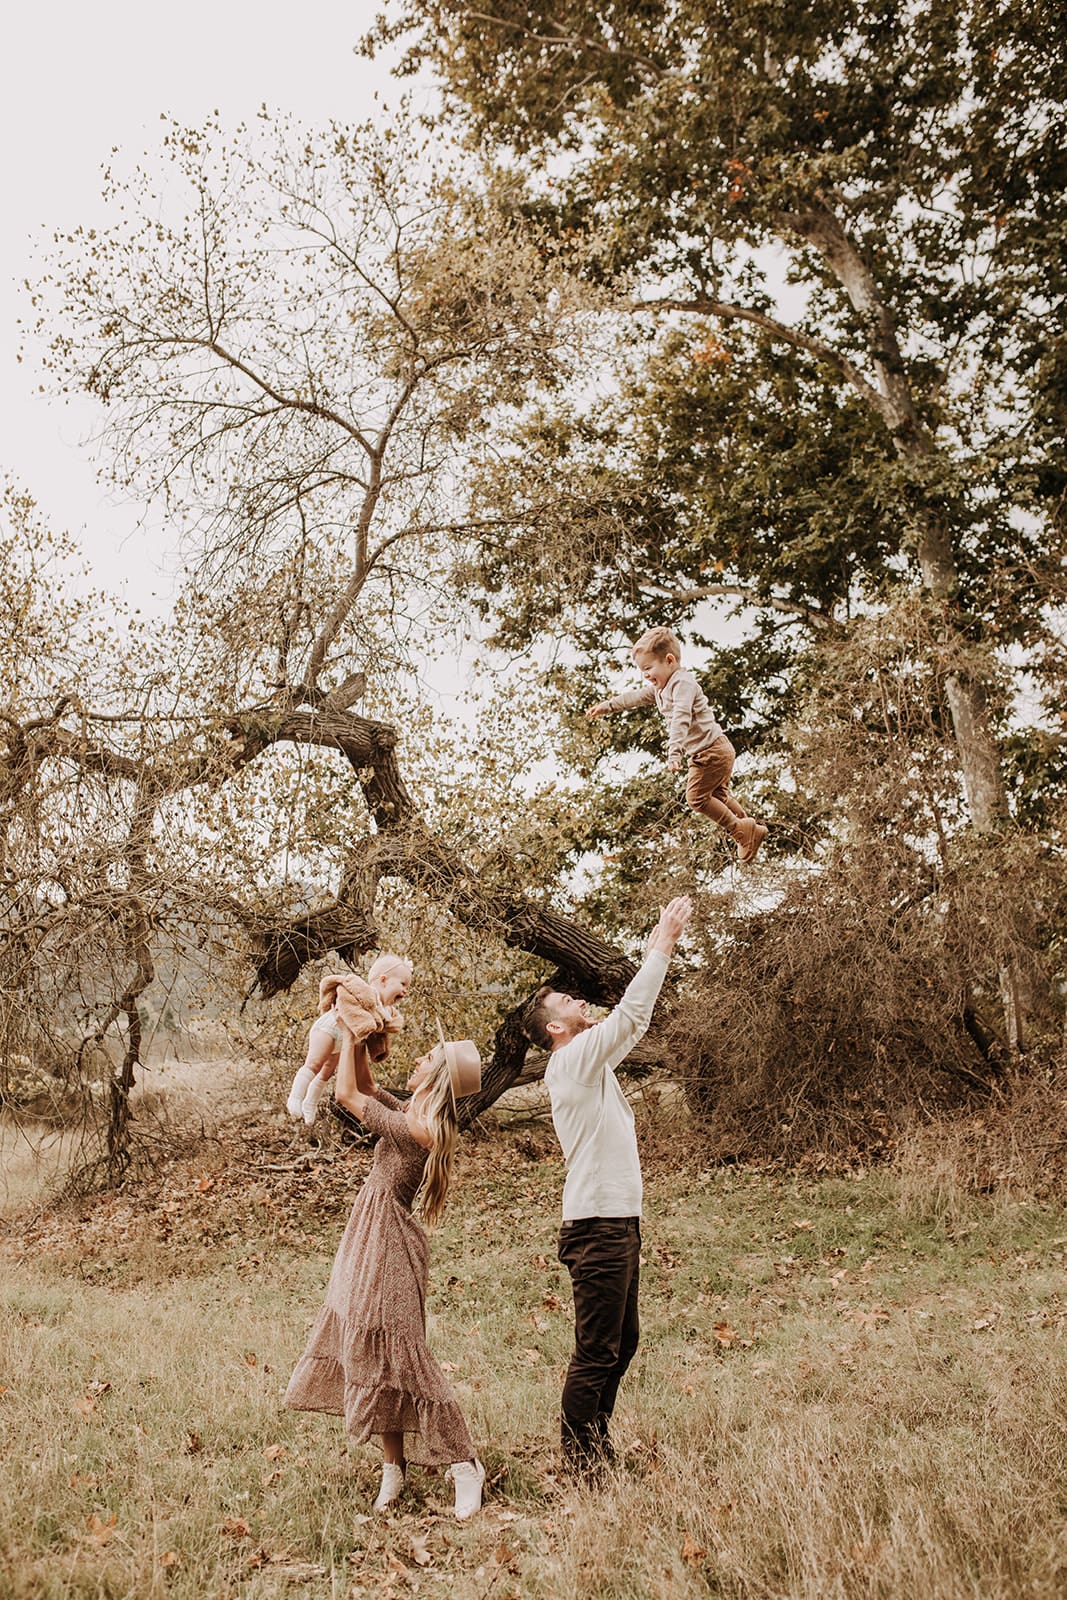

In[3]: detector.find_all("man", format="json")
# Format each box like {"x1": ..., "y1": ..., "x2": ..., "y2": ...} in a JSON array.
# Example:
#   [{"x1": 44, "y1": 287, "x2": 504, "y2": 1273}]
[{"x1": 521, "y1": 895, "x2": 694, "y2": 1473}]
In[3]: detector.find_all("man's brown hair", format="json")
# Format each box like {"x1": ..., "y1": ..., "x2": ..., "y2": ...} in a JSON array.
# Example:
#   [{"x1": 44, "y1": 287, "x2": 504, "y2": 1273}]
[
  {"x1": 521, "y1": 984, "x2": 558, "y2": 1051},
  {"x1": 632, "y1": 626, "x2": 682, "y2": 661}
]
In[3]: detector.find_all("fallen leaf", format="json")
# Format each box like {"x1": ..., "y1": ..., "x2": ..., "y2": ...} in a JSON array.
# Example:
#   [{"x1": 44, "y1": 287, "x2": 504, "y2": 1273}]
[
  {"x1": 681, "y1": 1530, "x2": 706, "y2": 1566},
  {"x1": 263, "y1": 1443, "x2": 287, "y2": 1461},
  {"x1": 159, "y1": 1551, "x2": 182, "y2": 1570},
  {"x1": 851, "y1": 1307, "x2": 890, "y2": 1328},
  {"x1": 74, "y1": 1394, "x2": 97, "y2": 1417},
  {"x1": 522, "y1": 1347, "x2": 542, "y2": 1364},
  {"x1": 184, "y1": 1431, "x2": 203, "y2": 1454},
  {"x1": 222, "y1": 1517, "x2": 250, "y2": 1540},
  {"x1": 86, "y1": 1513, "x2": 118, "y2": 1546},
  {"x1": 542, "y1": 1293, "x2": 562, "y2": 1311},
  {"x1": 243, "y1": 1351, "x2": 258, "y2": 1368},
  {"x1": 197, "y1": 1176, "x2": 216, "y2": 1192},
  {"x1": 409, "y1": 1533, "x2": 432, "y2": 1566},
  {"x1": 712, "y1": 1322, "x2": 737, "y2": 1347}
]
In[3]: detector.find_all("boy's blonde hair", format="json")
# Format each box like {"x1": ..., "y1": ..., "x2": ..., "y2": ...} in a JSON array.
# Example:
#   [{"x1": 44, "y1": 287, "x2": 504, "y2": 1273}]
[{"x1": 632, "y1": 626, "x2": 682, "y2": 662}]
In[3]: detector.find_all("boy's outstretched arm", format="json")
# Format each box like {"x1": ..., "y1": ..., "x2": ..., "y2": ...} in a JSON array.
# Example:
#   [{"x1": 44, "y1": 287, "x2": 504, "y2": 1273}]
[{"x1": 587, "y1": 685, "x2": 657, "y2": 718}]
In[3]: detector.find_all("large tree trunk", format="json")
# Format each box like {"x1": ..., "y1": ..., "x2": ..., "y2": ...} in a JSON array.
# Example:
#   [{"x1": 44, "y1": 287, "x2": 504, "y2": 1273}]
[{"x1": 777, "y1": 198, "x2": 1026, "y2": 1047}]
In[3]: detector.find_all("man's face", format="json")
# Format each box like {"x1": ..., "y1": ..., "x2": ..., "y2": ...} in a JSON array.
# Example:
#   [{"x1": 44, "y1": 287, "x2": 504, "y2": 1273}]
[{"x1": 546, "y1": 990, "x2": 593, "y2": 1042}]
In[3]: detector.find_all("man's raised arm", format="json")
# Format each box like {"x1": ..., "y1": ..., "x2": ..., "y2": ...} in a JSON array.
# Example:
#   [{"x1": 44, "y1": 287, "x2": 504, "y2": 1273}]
[{"x1": 560, "y1": 897, "x2": 693, "y2": 1079}]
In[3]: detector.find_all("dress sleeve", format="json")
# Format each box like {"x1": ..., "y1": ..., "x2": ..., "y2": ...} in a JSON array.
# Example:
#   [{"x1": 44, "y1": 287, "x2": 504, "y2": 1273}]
[
  {"x1": 347, "y1": 1087, "x2": 409, "y2": 1138},
  {"x1": 373, "y1": 1087, "x2": 405, "y2": 1112}
]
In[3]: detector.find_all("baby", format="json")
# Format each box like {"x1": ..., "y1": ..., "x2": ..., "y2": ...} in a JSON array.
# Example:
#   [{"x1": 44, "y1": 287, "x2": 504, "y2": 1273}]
[
  {"x1": 285, "y1": 953, "x2": 412, "y2": 1124},
  {"x1": 588, "y1": 626, "x2": 767, "y2": 863}
]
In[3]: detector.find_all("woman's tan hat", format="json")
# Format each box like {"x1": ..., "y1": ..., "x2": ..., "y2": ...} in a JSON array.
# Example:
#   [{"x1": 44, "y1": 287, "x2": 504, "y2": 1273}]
[{"x1": 435, "y1": 1018, "x2": 482, "y2": 1098}]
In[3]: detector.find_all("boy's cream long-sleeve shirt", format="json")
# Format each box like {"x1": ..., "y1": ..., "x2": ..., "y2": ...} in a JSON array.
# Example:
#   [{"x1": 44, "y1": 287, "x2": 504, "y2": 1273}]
[
  {"x1": 545, "y1": 950, "x2": 669, "y2": 1221},
  {"x1": 602, "y1": 668, "x2": 724, "y2": 765}
]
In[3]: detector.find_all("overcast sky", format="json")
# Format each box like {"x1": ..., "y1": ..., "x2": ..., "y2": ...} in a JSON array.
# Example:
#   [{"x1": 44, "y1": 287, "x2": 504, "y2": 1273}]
[{"x1": 2, "y1": 2, "x2": 412, "y2": 606}]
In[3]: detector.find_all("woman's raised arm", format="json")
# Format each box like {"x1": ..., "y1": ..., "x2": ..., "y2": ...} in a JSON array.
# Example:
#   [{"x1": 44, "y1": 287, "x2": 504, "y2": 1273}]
[{"x1": 334, "y1": 1035, "x2": 374, "y2": 1119}]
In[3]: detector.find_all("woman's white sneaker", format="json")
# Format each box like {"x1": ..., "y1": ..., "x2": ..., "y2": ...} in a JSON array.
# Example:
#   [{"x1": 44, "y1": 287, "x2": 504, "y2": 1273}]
[
  {"x1": 373, "y1": 1462, "x2": 405, "y2": 1512},
  {"x1": 449, "y1": 1457, "x2": 485, "y2": 1519}
]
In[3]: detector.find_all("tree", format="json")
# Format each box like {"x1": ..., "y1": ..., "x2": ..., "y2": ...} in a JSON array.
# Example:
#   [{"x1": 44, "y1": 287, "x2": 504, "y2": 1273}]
[
  {"x1": 367, "y1": 0, "x2": 1066, "y2": 1051},
  {"x1": 5, "y1": 116, "x2": 654, "y2": 1180},
  {"x1": 372, "y1": 0, "x2": 1066, "y2": 833}
]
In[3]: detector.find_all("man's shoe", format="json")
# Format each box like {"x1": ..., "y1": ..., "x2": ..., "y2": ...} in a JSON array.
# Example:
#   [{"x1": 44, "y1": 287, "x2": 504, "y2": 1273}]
[
  {"x1": 448, "y1": 1457, "x2": 485, "y2": 1519},
  {"x1": 561, "y1": 1417, "x2": 607, "y2": 1481},
  {"x1": 736, "y1": 820, "x2": 768, "y2": 864},
  {"x1": 592, "y1": 1412, "x2": 617, "y2": 1465}
]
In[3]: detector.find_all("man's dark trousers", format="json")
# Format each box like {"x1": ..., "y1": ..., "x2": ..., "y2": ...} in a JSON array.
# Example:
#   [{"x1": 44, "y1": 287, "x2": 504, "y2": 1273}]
[{"x1": 557, "y1": 1216, "x2": 641, "y2": 1464}]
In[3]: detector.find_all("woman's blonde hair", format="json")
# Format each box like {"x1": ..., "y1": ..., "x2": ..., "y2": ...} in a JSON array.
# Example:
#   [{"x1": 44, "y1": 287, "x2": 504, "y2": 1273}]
[{"x1": 412, "y1": 1046, "x2": 460, "y2": 1228}]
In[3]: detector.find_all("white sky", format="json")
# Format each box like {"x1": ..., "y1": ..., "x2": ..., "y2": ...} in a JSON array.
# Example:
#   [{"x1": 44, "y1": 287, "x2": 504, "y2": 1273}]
[
  {"x1": 1, "y1": 1, "x2": 412, "y2": 607},
  {"x1": 1, "y1": 3, "x2": 776, "y2": 710}
]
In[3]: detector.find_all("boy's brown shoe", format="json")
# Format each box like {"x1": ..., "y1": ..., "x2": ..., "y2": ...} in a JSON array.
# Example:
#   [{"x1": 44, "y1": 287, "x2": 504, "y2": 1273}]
[{"x1": 736, "y1": 819, "x2": 768, "y2": 863}]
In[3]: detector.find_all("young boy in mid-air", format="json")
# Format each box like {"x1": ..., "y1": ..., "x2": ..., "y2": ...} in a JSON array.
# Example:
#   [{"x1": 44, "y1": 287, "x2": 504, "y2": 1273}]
[{"x1": 587, "y1": 626, "x2": 768, "y2": 863}]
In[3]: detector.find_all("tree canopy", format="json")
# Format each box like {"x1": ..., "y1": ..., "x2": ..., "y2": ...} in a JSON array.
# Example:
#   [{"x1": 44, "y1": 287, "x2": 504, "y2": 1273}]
[{"x1": 372, "y1": 0, "x2": 1067, "y2": 835}]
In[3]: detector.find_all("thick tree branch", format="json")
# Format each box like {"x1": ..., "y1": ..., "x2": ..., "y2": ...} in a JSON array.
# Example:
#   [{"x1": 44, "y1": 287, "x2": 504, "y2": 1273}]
[
  {"x1": 772, "y1": 196, "x2": 929, "y2": 444},
  {"x1": 634, "y1": 294, "x2": 888, "y2": 418},
  {"x1": 643, "y1": 580, "x2": 834, "y2": 632}
]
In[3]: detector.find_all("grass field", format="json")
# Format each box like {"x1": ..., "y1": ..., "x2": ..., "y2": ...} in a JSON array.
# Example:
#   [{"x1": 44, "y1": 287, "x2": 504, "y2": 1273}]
[{"x1": 2, "y1": 1106, "x2": 1067, "y2": 1599}]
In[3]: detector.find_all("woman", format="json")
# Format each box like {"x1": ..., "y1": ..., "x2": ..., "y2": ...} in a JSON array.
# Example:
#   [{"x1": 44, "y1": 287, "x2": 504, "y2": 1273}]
[{"x1": 284, "y1": 993, "x2": 485, "y2": 1520}]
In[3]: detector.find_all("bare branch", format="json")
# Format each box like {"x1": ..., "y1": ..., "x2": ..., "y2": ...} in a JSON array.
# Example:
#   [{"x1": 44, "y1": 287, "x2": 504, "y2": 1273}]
[
  {"x1": 643, "y1": 581, "x2": 834, "y2": 632},
  {"x1": 634, "y1": 294, "x2": 888, "y2": 418}
]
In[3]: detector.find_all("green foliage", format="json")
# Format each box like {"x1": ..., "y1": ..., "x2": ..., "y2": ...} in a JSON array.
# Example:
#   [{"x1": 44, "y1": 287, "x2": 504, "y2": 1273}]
[{"x1": 375, "y1": 0, "x2": 1067, "y2": 843}]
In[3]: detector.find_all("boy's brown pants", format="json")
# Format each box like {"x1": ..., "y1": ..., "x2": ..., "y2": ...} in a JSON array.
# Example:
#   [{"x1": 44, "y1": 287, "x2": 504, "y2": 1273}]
[{"x1": 685, "y1": 734, "x2": 747, "y2": 832}]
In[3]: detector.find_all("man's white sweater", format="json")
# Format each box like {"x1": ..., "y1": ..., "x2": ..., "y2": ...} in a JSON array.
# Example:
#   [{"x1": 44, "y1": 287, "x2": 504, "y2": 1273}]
[{"x1": 545, "y1": 950, "x2": 669, "y2": 1221}]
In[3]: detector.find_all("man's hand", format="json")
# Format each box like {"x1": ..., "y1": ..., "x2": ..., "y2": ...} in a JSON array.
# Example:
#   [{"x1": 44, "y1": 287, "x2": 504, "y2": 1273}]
[
  {"x1": 667, "y1": 756, "x2": 681, "y2": 773},
  {"x1": 586, "y1": 701, "x2": 610, "y2": 718},
  {"x1": 647, "y1": 895, "x2": 694, "y2": 957}
]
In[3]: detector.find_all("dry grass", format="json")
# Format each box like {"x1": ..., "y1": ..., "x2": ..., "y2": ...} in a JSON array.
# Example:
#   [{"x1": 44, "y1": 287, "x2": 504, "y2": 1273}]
[
  {"x1": 0, "y1": 1120, "x2": 84, "y2": 1218},
  {"x1": 2, "y1": 1102, "x2": 1067, "y2": 1598}
]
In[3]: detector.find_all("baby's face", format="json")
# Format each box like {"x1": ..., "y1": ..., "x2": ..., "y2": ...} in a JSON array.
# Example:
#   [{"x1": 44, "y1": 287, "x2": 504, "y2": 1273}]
[{"x1": 633, "y1": 649, "x2": 678, "y2": 690}]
